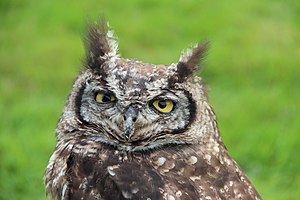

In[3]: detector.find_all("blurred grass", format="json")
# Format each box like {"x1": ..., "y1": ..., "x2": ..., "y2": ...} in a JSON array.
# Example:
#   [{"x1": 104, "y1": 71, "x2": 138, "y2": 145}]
[{"x1": 0, "y1": 0, "x2": 299, "y2": 199}]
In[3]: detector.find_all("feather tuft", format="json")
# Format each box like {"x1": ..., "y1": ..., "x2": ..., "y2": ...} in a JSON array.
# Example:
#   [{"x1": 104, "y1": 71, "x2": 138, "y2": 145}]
[{"x1": 84, "y1": 18, "x2": 119, "y2": 76}]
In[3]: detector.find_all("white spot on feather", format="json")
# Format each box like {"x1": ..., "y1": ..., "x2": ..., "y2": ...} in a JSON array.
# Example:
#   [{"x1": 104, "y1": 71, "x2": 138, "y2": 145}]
[
  {"x1": 157, "y1": 157, "x2": 167, "y2": 166},
  {"x1": 188, "y1": 156, "x2": 198, "y2": 165},
  {"x1": 107, "y1": 168, "x2": 115, "y2": 176},
  {"x1": 177, "y1": 168, "x2": 185, "y2": 175},
  {"x1": 122, "y1": 190, "x2": 132, "y2": 199},
  {"x1": 169, "y1": 162, "x2": 176, "y2": 169},
  {"x1": 168, "y1": 194, "x2": 175, "y2": 200},
  {"x1": 204, "y1": 154, "x2": 211, "y2": 164},
  {"x1": 213, "y1": 146, "x2": 220, "y2": 153},
  {"x1": 107, "y1": 165, "x2": 119, "y2": 176},
  {"x1": 176, "y1": 190, "x2": 182, "y2": 197},
  {"x1": 61, "y1": 184, "x2": 68, "y2": 199},
  {"x1": 190, "y1": 176, "x2": 201, "y2": 182},
  {"x1": 131, "y1": 188, "x2": 139, "y2": 194}
]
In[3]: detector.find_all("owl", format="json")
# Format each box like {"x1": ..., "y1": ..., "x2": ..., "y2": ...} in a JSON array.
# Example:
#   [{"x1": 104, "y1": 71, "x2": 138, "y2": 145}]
[{"x1": 44, "y1": 19, "x2": 261, "y2": 200}]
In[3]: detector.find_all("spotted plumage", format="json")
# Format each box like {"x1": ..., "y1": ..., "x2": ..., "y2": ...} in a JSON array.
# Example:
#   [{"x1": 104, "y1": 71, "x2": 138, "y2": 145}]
[{"x1": 44, "y1": 19, "x2": 261, "y2": 200}]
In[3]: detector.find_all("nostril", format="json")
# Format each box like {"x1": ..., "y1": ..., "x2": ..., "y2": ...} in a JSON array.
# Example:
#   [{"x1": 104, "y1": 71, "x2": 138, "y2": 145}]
[
  {"x1": 132, "y1": 117, "x2": 137, "y2": 122},
  {"x1": 124, "y1": 116, "x2": 127, "y2": 121}
]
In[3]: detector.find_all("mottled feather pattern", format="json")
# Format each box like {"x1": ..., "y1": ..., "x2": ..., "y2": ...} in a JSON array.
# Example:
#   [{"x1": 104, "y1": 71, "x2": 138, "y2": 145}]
[
  {"x1": 44, "y1": 18, "x2": 261, "y2": 200},
  {"x1": 45, "y1": 138, "x2": 259, "y2": 199}
]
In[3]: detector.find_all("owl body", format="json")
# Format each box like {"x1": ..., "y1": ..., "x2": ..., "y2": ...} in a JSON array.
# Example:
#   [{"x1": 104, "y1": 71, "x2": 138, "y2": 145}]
[{"x1": 45, "y1": 20, "x2": 261, "y2": 200}]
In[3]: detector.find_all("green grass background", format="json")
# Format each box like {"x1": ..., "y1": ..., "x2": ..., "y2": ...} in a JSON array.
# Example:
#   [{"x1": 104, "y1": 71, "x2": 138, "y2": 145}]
[{"x1": 0, "y1": 0, "x2": 299, "y2": 199}]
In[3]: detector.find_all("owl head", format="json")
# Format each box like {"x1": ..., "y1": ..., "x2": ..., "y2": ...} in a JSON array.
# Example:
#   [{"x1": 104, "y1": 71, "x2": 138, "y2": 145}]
[{"x1": 57, "y1": 19, "x2": 213, "y2": 151}]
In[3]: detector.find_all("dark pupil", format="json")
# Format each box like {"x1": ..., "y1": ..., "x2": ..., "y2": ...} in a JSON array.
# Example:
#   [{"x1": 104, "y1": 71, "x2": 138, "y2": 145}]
[
  {"x1": 102, "y1": 94, "x2": 111, "y2": 102},
  {"x1": 158, "y1": 100, "x2": 167, "y2": 108}
]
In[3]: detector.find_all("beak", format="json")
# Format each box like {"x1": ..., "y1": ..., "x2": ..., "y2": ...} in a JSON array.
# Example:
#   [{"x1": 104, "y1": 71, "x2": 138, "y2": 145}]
[{"x1": 123, "y1": 106, "x2": 139, "y2": 138}]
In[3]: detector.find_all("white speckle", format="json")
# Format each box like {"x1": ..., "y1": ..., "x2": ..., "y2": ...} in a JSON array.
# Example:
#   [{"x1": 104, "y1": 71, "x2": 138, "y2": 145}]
[
  {"x1": 99, "y1": 152, "x2": 108, "y2": 160},
  {"x1": 169, "y1": 162, "x2": 176, "y2": 170},
  {"x1": 122, "y1": 190, "x2": 132, "y2": 199},
  {"x1": 177, "y1": 168, "x2": 185, "y2": 175},
  {"x1": 241, "y1": 176, "x2": 245, "y2": 182},
  {"x1": 190, "y1": 176, "x2": 201, "y2": 182},
  {"x1": 168, "y1": 194, "x2": 175, "y2": 200},
  {"x1": 213, "y1": 146, "x2": 220, "y2": 153},
  {"x1": 229, "y1": 181, "x2": 233, "y2": 187},
  {"x1": 61, "y1": 184, "x2": 68, "y2": 199},
  {"x1": 157, "y1": 157, "x2": 167, "y2": 166},
  {"x1": 225, "y1": 158, "x2": 232, "y2": 165},
  {"x1": 131, "y1": 188, "x2": 139, "y2": 194},
  {"x1": 80, "y1": 178, "x2": 88, "y2": 192},
  {"x1": 107, "y1": 168, "x2": 115, "y2": 176},
  {"x1": 204, "y1": 154, "x2": 211, "y2": 164},
  {"x1": 205, "y1": 196, "x2": 212, "y2": 200},
  {"x1": 176, "y1": 190, "x2": 182, "y2": 197},
  {"x1": 118, "y1": 154, "x2": 128, "y2": 161},
  {"x1": 188, "y1": 156, "x2": 198, "y2": 165},
  {"x1": 224, "y1": 185, "x2": 229, "y2": 192},
  {"x1": 204, "y1": 154, "x2": 211, "y2": 160},
  {"x1": 147, "y1": 198, "x2": 151, "y2": 200},
  {"x1": 248, "y1": 186, "x2": 254, "y2": 194},
  {"x1": 107, "y1": 165, "x2": 119, "y2": 176}
]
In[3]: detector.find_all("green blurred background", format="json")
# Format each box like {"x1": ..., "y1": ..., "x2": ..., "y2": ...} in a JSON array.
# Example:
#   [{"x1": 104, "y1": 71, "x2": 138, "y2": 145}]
[{"x1": 0, "y1": 0, "x2": 299, "y2": 199}]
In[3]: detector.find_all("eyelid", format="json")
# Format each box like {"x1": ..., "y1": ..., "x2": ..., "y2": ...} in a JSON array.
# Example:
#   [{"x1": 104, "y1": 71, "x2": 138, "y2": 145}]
[
  {"x1": 94, "y1": 89, "x2": 116, "y2": 97},
  {"x1": 152, "y1": 96, "x2": 177, "y2": 104}
]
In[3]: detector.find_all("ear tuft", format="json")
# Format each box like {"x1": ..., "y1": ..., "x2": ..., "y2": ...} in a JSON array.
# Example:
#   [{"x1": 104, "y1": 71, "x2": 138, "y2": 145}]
[
  {"x1": 84, "y1": 18, "x2": 119, "y2": 75},
  {"x1": 170, "y1": 41, "x2": 209, "y2": 84},
  {"x1": 179, "y1": 41, "x2": 209, "y2": 70}
]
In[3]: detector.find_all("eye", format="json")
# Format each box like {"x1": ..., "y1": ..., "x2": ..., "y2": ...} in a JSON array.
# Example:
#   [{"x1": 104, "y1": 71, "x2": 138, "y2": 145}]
[
  {"x1": 95, "y1": 92, "x2": 116, "y2": 103},
  {"x1": 152, "y1": 99, "x2": 175, "y2": 113}
]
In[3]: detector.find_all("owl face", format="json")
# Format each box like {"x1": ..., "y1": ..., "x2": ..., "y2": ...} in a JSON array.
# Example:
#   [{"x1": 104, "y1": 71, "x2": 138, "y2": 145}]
[
  {"x1": 58, "y1": 20, "x2": 209, "y2": 151},
  {"x1": 78, "y1": 59, "x2": 195, "y2": 151}
]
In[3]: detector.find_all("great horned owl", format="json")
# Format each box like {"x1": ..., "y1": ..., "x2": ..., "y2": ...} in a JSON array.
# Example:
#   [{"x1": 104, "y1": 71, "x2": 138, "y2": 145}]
[{"x1": 44, "y1": 19, "x2": 261, "y2": 200}]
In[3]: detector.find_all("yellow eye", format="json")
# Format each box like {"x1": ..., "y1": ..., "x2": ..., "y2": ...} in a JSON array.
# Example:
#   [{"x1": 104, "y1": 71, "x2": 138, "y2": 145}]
[
  {"x1": 152, "y1": 99, "x2": 175, "y2": 113},
  {"x1": 95, "y1": 92, "x2": 116, "y2": 103}
]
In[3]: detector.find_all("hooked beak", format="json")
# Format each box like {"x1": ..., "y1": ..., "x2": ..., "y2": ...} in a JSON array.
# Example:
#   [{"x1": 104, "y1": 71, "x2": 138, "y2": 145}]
[{"x1": 123, "y1": 106, "x2": 139, "y2": 138}]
